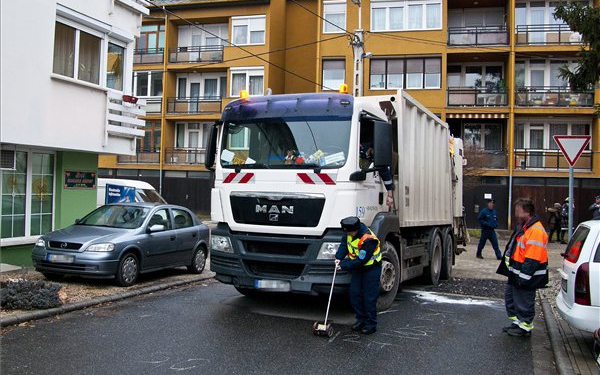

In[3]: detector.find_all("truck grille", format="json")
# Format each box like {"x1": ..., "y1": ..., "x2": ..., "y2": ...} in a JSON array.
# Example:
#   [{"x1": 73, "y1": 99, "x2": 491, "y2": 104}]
[
  {"x1": 230, "y1": 194, "x2": 325, "y2": 227},
  {"x1": 243, "y1": 241, "x2": 307, "y2": 257},
  {"x1": 244, "y1": 260, "x2": 306, "y2": 279}
]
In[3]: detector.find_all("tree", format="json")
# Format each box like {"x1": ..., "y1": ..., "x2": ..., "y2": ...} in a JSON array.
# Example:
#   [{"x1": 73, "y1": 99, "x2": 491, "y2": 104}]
[{"x1": 554, "y1": 3, "x2": 600, "y2": 91}]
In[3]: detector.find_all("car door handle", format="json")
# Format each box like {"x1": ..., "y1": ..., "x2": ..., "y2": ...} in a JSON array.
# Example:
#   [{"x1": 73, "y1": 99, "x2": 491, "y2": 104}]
[{"x1": 170, "y1": 235, "x2": 176, "y2": 241}]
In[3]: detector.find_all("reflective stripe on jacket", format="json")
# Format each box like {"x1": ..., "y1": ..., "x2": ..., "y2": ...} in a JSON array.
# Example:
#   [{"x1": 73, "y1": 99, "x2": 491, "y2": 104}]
[
  {"x1": 346, "y1": 229, "x2": 382, "y2": 266},
  {"x1": 505, "y1": 220, "x2": 549, "y2": 289}
]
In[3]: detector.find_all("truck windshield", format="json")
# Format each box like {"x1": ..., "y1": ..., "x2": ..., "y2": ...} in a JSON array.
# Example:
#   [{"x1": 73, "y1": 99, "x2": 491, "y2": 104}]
[{"x1": 220, "y1": 116, "x2": 351, "y2": 169}]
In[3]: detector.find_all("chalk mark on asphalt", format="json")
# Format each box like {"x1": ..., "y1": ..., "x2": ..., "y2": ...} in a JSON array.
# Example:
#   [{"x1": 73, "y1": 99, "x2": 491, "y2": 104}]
[{"x1": 328, "y1": 331, "x2": 341, "y2": 343}]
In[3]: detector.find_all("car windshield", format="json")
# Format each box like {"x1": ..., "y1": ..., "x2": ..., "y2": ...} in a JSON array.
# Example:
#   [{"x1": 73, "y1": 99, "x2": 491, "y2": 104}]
[
  {"x1": 220, "y1": 116, "x2": 351, "y2": 169},
  {"x1": 78, "y1": 205, "x2": 151, "y2": 229}
]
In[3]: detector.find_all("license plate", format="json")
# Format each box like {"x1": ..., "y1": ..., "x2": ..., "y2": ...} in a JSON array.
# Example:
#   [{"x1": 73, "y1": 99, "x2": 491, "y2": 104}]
[
  {"x1": 254, "y1": 279, "x2": 290, "y2": 291},
  {"x1": 46, "y1": 254, "x2": 75, "y2": 263}
]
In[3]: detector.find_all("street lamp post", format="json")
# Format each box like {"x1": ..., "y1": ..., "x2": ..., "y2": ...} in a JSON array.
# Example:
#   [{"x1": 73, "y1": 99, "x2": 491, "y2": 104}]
[{"x1": 350, "y1": 0, "x2": 364, "y2": 97}]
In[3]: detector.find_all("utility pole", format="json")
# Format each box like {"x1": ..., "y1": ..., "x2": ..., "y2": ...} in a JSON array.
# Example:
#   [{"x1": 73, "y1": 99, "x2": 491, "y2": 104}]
[{"x1": 350, "y1": 0, "x2": 364, "y2": 97}]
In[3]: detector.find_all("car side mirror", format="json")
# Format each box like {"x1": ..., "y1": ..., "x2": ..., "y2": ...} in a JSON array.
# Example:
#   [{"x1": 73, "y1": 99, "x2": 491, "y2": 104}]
[
  {"x1": 148, "y1": 224, "x2": 165, "y2": 233},
  {"x1": 350, "y1": 171, "x2": 367, "y2": 181},
  {"x1": 74, "y1": 219, "x2": 81, "y2": 224}
]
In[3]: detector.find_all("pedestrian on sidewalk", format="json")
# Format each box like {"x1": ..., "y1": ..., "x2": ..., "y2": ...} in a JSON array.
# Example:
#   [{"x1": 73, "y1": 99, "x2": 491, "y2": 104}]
[
  {"x1": 476, "y1": 199, "x2": 502, "y2": 260},
  {"x1": 546, "y1": 203, "x2": 562, "y2": 243},
  {"x1": 497, "y1": 198, "x2": 548, "y2": 337},
  {"x1": 587, "y1": 194, "x2": 600, "y2": 220},
  {"x1": 560, "y1": 197, "x2": 573, "y2": 244}
]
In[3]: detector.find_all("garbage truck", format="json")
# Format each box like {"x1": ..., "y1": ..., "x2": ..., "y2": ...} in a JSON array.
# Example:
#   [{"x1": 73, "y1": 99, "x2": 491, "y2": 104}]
[{"x1": 205, "y1": 89, "x2": 468, "y2": 309}]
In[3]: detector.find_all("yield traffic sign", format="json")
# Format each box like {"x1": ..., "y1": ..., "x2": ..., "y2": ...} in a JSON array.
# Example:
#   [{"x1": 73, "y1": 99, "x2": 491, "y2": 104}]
[{"x1": 553, "y1": 135, "x2": 591, "y2": 167}]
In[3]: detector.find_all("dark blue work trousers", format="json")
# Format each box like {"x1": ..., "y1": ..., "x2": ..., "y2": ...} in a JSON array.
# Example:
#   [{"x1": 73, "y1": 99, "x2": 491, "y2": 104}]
[
  {"x1": 477, "y1": 228, "x2": 501, "y2": 258},
  {"x1": 349, "y1": 264, "x2": 381, "y2": 329},
  {"x1": 505, "y1": 284, "x2": 536, "y2": 328}
]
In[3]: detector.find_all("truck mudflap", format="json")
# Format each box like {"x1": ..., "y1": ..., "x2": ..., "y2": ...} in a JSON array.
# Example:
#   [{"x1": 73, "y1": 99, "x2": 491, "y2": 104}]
[{"x1": 209, "y1": 223, "x2": 352, "y2": 295}]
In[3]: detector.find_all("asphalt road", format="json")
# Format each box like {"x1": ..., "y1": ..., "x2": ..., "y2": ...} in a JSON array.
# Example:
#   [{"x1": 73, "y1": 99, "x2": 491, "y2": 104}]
[{"x1": 1, "y1": 281, "x2": 552, "y2": 375}]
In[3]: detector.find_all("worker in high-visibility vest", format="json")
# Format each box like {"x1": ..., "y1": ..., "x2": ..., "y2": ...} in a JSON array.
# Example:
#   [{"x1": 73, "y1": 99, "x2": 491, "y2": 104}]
[
  {"x1": 497, "y1": 198, "x2": 548, "y2": 337},
  {"x1": 335, "y1": 216, "x2": 382, "y2": 335}
]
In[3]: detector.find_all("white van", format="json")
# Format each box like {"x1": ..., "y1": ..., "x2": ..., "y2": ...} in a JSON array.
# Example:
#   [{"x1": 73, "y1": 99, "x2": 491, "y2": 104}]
[{"x1": 97, "y1": 178, "x2": 167, "y2": 207}]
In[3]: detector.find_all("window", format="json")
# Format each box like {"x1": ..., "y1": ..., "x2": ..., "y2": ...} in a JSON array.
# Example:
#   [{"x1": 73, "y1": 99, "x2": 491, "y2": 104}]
[
  {"x1": 53, "y1": 21, "x2": 101, "y2": 84},
  {"x1": 136, "y1": 24, "x2": 165, "y2": 52},
  {"x1": 230, "y1": 68, "x2": 264, "y2": 96},
  {"x1": 136, "y1": 121, "x2": 161, "y2": 152},
  {"x1": 370, "y1": 57, "x2": 441, "y2": 90},
  {"x1": 464, "y1": 123, "x2": 503, "y2": 151},
  {"x1": 322, "y1": 60, "x2": 345, "y2": 90},
  {"x1": 323, "y1": 1, "x2": 347, "y2": 33},
  {"x1": 232, "y1": 16, "x2": 265, "y2": 45},
  {"x1": 107, "y1": 43, "x2": 124, "y2": 91},
  {"x1": 371, "y1": 0, "x2": 441, "y2": 31},
  {"x1": 134, "y1": 71, "x2": 163, "y2": 97},
  {"x1": 516, "y1": 121, "x2": 591, "y2": 150},
  {"x1": 172, "y1": 209, "x2": 193, "y2": 229},
  {"x1": 1, "y1": 151, "x2": 55, "y2": 240}
]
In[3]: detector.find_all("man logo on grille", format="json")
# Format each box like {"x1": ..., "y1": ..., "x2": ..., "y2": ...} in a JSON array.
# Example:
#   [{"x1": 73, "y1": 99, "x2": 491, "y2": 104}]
[{"x1": 269, "y1": 214, "x2": 279, "y2": 222}]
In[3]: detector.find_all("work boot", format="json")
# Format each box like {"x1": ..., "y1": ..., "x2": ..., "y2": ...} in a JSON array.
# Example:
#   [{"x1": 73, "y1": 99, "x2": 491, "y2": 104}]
[
  {"x1": 506, "y1": 326, "x2": 531, "y2": 337},
  {"x1": 361, "y1": 326, "x2": 377, "y2": 335},
  {"x1": 502, "y1": 323, "x2": 517, "y2": 333},
  {"x1": 476, "y1": 254, "x2": 484, "y2": 259},
  {"x1": 351, "y1": 322, "x2": 365, "y2": 332}
]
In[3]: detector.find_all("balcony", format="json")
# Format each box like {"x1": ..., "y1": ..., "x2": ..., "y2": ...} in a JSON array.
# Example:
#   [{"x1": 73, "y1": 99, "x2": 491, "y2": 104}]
[
  {"x1": 448, "y1": 87, "x2": 507, "y2": 107},
  {"x1": 514, "y1": 149, "x2": 592, "y2": 171},
  {"x1": 516, "y1": 25, "x2": 582, "y2": 45},
  {"x1": 106, "y1": 91, "x2": 145, "y2": 139},
  {"x1": 144, "y1": 98, "x2": 162, "y2": 115},
  {"x1": 165, "y1": 147, "x2": 206, "y2": 165},
  {"x1": 169, "y1": 45, "x2": 224, "y2": 64},
  {"x1": 464, "y1": 147, "x2": 508, "y2": 170},
  {"x1": 117, "y1": 149, "x2": 160, "y2": 164},
  {"x1": 166, "y1": 97, "x2": 222, "y2": 115},
  {"x1": 515, "y1": 86, "x2": 594, "y2": 107},
  {"x1": 133, "y1": 48, "x2": 164, "y2": 64},
  {"x1": 448, "y1": 26, "x2": 508, "y2": 46}
]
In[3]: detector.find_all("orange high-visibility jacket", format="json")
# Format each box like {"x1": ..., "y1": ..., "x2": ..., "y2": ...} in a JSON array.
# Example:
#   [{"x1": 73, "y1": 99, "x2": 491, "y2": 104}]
[{"x1": 506, "y1": 219, "x2": 549, "y2": 289}]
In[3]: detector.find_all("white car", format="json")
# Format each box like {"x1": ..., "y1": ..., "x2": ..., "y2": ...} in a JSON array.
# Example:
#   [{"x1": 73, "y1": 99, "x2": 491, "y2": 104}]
[{"x1": 556, "y1": 219, "x2": 600, "y2": 332}]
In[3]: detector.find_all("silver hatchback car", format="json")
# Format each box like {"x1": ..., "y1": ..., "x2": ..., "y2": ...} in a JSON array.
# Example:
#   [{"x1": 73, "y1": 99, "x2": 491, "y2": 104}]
[{"x1": 32, "y1": 203, "x2": 209, "y2": 286}]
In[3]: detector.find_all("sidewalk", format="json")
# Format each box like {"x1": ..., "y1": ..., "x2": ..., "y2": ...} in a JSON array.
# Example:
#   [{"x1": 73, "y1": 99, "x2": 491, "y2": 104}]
[{"x1": 458, "y1": 239, "x2": 599, "y2": 375}]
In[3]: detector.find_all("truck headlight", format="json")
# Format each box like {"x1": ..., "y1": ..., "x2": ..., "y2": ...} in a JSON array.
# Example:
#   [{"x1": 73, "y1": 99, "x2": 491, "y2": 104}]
[
  {"x1": 211, "y1": 235, "x2": 233, "y2": 253},
  {"x1": 35, "y1": 238, "x2": 46, "y2": 248},
  {"x1": 317, "y1": 242, "x2": 339, "y2": 259},
  {"x1": 86, "y1": 243, "x2": 115, "y2": 252}
]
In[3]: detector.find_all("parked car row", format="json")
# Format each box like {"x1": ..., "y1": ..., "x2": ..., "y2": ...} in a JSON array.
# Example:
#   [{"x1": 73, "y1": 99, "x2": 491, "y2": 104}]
[{"x1": 32, "y1": 202, "x2": 209, "y2": 286}]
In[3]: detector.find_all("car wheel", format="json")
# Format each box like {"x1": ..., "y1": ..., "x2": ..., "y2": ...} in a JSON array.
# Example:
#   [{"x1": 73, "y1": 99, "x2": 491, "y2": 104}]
[
  {"x1": 116, "y1": 253, "x2": 139, "y2": 287},
  {"x1": 377, "y1": 241, "x2": 401, "y2": 311},
  {"x1": 42, "y1": 272, "x2": 64, "y2": 282},
  {"x1": 188, "y1": 247, "x2": 207, "y2": 274}
]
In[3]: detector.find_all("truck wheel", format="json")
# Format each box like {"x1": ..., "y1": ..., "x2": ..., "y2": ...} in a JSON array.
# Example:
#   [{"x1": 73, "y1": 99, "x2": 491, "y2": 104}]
[
  {"x1": 440, "y1": 230, "x2": 454, "y2": 280},
  {"x1": 377, "y1": 241, "x2": 400, "y2": 311},
  {"x1": 187, "y1": 246, "x2": 207, "y2": 274},
  {"x1": 116, "y1": 252, "x2": 139, "y2": 287},
  {"x1": 423, "y1": 229, "x2": 442, "y2": 285}
]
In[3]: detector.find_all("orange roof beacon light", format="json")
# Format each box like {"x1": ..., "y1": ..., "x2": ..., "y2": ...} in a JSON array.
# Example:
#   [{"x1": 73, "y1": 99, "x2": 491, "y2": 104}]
[
  {"x1": 240, "y1": 90, "x2": 249, "y2": 99},
  {"x1": 339, "y1": 84, "x2": 349, "y2": 94}
]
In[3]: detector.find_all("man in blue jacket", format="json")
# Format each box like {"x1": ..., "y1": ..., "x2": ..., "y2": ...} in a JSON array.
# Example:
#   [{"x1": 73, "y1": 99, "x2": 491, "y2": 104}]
[
  {"x1": 476, "y1": 199, "x2": 502, "y2": 260},
  {"x1": 335, "y1": 216, "x2": 382, "y2": 334}
]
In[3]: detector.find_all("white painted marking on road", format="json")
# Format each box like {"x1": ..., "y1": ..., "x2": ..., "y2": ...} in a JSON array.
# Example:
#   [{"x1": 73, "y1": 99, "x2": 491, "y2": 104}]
[
  {"x1": 378, "y1": 309, "x2": 398, "y2": 315},
  {"x1": 328, "y1": 331, "x2": 340, "y2": 343},
  {"x1": 408, "y1": 291, "x2": 498, "y2": 306}
]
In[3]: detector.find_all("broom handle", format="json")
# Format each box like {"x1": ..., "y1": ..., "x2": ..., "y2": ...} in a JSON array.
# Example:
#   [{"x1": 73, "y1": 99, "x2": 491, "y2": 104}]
[{"x1": 324, "y1": 265, "x2": 337, "y2": 325}]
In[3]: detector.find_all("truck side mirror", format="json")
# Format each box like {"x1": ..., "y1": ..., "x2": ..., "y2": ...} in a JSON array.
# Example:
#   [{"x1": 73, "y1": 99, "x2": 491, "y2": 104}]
[
  {"x1": 349, "y1": 171, "x2": 367, "y2": 181},
  {"x1": 373, "y1": 120, "x2": 392, "y2": 168},
  {"x1": 204, "y1": 122, "x2": 220, "y2": 170}
]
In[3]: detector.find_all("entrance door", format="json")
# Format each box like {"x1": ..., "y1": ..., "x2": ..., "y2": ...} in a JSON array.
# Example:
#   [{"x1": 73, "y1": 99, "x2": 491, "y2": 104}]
[
  {"x1": 529, "y1": 126, "x2": 544, "y2": 168},
  {"x1": 530, "y1": 4, "x2": 545, "y2": 43},
  {"x1": 190, "y1": 82, "x2": 200, "y2": 113}
]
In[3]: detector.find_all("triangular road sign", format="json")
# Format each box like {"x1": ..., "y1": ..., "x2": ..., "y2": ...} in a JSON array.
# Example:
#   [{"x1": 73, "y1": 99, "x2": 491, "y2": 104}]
[{"x1": 553, "y1": 135, "x2": 591, "y2": 167}]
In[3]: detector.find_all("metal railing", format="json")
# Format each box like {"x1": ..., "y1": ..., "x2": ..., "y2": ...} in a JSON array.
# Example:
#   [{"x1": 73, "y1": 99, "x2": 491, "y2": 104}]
[
  {"x1": 448, "y1": 26, "x2": 509, "y2": 46},
  {"x1": 464, "y1": 148, "x2": 508, "y2": 169},
  {"x1": 133, "y1": 48, "x2": 164, "y2": 64},
  {"x1": 516, "y1": 24, "x2": 583, "y2": 45},
  {"x1": 514, "y1": 149, "x2": 592, "y2": 171},
  {"x1": 166, "y1": 97, "x2": 222, "y2": 114},
  {"x1": 143, "y1": 98, "x2": 162, "y2": 115},
  {"x1": 447, "y1": 87, "x2": 507, "y2": 106},
  {"x1": 169, "y1": 45, "x2": 224, "y2": 63},
  {"x1": 117, "y1": 148, "x2": 160, "y2": 164},
  {"x1": 164, "y1": 147, "x2": 206, "y2": 165},
  {"x1": 515, "y1": 86, "x2": 594, "y2": 107}
]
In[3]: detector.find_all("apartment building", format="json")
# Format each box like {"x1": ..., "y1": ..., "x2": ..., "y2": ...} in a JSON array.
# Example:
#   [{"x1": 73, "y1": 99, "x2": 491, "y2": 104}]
[
  {"x1": 99, "y1": 0, "x2": 600, "y2": 228},
  {"x1": 0, "y1": 0, "x2": 148, "y2": 261}
]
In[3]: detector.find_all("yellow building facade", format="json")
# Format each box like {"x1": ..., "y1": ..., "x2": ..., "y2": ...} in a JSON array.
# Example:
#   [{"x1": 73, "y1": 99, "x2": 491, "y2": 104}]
[{"x1": 99, "y1": 0, "x2": 600, "y2": 227}]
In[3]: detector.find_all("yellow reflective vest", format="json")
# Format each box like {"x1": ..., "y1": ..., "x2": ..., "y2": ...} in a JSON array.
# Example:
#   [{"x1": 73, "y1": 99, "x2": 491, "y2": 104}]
[{"x1": 346, "y1": 229, "x2": 382, "y2": 266}]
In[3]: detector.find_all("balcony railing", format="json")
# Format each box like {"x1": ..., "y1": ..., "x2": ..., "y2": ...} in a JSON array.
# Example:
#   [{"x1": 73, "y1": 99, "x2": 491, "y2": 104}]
[
  {"x1": 514, "y1": 149, "x2": 592, "y2": 171},
  {"x1": 516, "y1": 24, "x2": 583, "y2": 45},
  {"x1": 515, "y1": 86, "x2": 594, "y2": 107},
  {"x1": 169, "y1": 45, "x2": 224, "y2": 63},
  {"x1": 166, "y1": 97, "x2": 222, "y2": 114},
  {"x1": 133, "y1": 48, "x2": 164, "y2": 64},
  {"x1": 117, "y1": 149, "x2": 160, "y2": 164},
  {"x1": 464, "y1": 148, "x2": 508, "y2": 169},
  {"x1": 165, "y1": 147, "x2": 206, "y2": 165},
  {"x1": 448, "y1": 26, "x2": 509, "y2": 46},
  {"x1": 447, "y1": 87, "x2": 507, "y2": 106},
  {"x1": 106, "y1": 90, "x2": 145, "y2": 139}
]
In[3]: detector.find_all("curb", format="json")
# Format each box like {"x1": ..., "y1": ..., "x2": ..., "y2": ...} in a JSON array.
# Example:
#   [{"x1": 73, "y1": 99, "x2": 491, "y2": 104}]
[
  {"x1": 539, "y1": 291, "x2": 575, "y2": 375},
  {"x1": 0, "y1": 272, "x2": 215, "y2": 328}
]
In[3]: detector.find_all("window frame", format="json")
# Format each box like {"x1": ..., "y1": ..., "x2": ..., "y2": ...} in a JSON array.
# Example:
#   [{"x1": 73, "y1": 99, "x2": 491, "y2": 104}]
[
  {"x1": 515, "y1": 119, "x2": 592, "y2": 150},
  {"x1": 229, "y1": 67, "x2": 264, "y2": 97},
  {"x1": 133, "y1": 71, "x2": 163, "y2": 97},
  {"x1": 231, "y1": 15, "x2": 266, "y2": 46},
  {"x1": 370, "y1": 0, "x2": 442, "y2": 32},
  {"x1": 369, "y1": 57, "x2": 441, "y2": 90},
  {"x1": 322, "y1": 59, "x2": 346, "y2": 91},
  {"x1": 323, "y1": 1, "x2": 347, "y2": 34}
]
